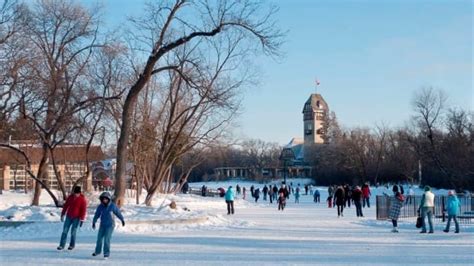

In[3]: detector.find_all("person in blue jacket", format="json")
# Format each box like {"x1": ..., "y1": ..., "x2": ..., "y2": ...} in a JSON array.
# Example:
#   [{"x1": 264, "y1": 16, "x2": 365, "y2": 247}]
[
  {"x1": 444, "y1": 190, "x2": 461, "y2": 233},
  {"x1": 92, "y1": 192, "x2": 125, "y2": 258},
  {"x1": 225, "y1": 186, "x2": 235, "y2": 215}
]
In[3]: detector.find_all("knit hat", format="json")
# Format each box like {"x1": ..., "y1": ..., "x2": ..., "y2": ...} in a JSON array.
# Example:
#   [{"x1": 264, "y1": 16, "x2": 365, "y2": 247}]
[
  {"x1": 424, "y1": 186, "x2": 431, "y2": 192},
  {"x1": 73, "y1": 186, "x2": 81, "y2": 194},
  {"x1": 99, "y1": 191, "x2": 112, "y2": 201},
  {"x1": 448, "y1": 190, "x2": 455, "y2": 196}
]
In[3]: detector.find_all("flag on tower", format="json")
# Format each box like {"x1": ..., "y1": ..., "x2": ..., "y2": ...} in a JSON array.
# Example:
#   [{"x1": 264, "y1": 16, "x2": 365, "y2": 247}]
[{"x1": 315, "y1": 78, "x2": 320, "y2": 86}]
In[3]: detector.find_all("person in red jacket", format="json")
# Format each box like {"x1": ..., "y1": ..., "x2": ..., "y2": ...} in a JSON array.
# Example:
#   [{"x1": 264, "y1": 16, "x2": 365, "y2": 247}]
[
  {"x1": 362, "y1": 183, "x2": 371, "y2": 208},
  {"x1": 57, "y1": 186, "x2": 87, "y2": 251}
]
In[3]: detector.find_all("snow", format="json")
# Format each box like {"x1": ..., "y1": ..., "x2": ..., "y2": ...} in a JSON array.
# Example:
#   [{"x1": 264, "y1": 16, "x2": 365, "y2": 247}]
[{"x1": 0, "y1": 181, "x2": 473, "y2": 265}]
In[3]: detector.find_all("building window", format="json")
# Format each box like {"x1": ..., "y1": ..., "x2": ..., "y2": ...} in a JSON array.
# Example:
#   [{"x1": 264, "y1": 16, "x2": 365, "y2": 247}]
[
  {"x1": 9, "y1": 165, "x2": 28, "y2": 191},
  {"x1": 316, "y1": 111, "x2": 325, "y2": 120},
  {"x1": 305, "y1": 124, "x2": 313, "y2": 135}
]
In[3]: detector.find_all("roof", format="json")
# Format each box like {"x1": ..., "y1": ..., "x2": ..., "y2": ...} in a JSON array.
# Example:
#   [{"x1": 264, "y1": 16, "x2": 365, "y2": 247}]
[
  {"x1": 0, "y1": 145, "x2": 105, "y2": 165},
  {"x1": 302, "y1": 93, "x2": 329, "y2": 113}
]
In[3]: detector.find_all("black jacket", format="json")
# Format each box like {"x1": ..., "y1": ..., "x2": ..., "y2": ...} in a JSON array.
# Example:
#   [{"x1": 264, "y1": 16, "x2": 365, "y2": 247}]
[{"x1": 334, "y1": 187, "x2": 345, "y2": 205}]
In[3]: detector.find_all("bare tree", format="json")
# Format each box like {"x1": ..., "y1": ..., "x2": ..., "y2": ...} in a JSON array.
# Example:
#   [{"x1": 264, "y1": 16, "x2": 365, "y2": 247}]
[
  {"x1": 0, "y1": 0, "x2": 123, "y2": 205},
  {"x1": 411, "y1": 87, "x2": 451, "y2": 182},
  {"x1": 113, "y1": 0, "x2": 282, "y2": 206}
]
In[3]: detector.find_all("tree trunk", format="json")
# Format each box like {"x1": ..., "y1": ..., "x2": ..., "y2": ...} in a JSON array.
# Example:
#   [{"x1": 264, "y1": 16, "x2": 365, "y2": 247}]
[
  {"x1": 114, "y1": 98, "x2": 133, "y2": 207},
  {"x1": 32, "y1": 144, "x2": 50, "y2": 206}
]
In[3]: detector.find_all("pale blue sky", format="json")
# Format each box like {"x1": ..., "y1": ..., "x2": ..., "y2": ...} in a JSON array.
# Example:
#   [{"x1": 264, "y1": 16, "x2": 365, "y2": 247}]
[{"x1": 89, "y1": 0, "x2": 473, "y2": 144}]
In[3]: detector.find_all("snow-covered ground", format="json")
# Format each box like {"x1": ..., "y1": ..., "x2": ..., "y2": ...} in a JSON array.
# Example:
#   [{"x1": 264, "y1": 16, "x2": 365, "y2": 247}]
[{"x1": 0, "y1": 181, "x2": 473, "y2": 265}]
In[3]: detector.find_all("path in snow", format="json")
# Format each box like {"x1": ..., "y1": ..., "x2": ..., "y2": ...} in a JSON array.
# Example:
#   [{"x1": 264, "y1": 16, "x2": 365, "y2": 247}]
[{"x1": 1, "y1": 193, "x2": 473, "y2": 265}]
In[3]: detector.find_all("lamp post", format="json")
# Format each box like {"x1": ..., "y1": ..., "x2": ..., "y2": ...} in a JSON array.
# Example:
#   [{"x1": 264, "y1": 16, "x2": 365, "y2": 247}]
[{"x1": 279, "y1": 148, "x2": 295, "y2": 185}]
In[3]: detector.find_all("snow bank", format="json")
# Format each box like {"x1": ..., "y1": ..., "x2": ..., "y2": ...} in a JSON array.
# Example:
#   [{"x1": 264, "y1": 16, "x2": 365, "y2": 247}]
[{"x1": 0, "y1": 189, "x2": 252, "y2": 240}]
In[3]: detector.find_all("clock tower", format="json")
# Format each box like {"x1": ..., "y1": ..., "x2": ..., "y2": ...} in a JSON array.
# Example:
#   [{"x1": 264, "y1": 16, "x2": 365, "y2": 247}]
[{"x1": 302, "y1": 94, "x2": 328, "y2": 157}]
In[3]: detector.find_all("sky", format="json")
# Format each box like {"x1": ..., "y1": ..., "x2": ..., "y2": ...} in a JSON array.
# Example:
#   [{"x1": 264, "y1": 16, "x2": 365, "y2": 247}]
[{"x1": 88, "y1": 0, "x2": 472, "y2": 144}]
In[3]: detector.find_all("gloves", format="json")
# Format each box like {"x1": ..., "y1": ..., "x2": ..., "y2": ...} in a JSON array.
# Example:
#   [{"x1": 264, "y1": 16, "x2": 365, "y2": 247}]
[
  {"x1": 92, "y1": 223, "x2": 96, "y2": 230},
  {"x1": 79, "y1": 221, "x2": 83, "y2": 228},
  {"x1": 122, "y1": 220, "x2": 125, "y2": 227},
  {"x1": 60, "y1": 215, "x2": 65, "y2": 222}
]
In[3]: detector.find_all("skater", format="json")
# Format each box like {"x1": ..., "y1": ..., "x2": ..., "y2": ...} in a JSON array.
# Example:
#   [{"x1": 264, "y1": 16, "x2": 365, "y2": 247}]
[
  {"x1": 362, "y1": 183, "x2": 371, "y2": 208},
  {"x1": 201, "y1": 185, "x2": 207, "y2": 197},
  {"x1": 92, "y1": 192, "x2": 125, "y2": 259},
  {"x1": 328, "y1": 185, "x2": 335, "y2": 207},
  {"x1": 278, "y1": 184, "x2": 288, "y2": 211},
  {"x1": 250, "y1": 185, "x2": 255, "y2": 198},
  {"x1": 309, "y1": 184, "x2": 314, "y2": 195},
  {"x1": 344, "y1": 184, "x2": 352, "y2": 208},
  {"x1": 295, "y1": 185, "x2": 301, "y2": 203},
  {"x1": 419, "y1": 186, "x2": 435, "y2": 234},
  {"x1": 334, "y1": 185, "x2": 345, "y2": 217},
  {"x1": 406, "y1": 186, "x2": 415, "y2": 205},
  {"x1": 444, "y1": 190, "x2": 460, "y2": 233},
  {"x1": 327, "y1": 195, "x2": 333, "y2": 208},
  {"x1": 254, "y1": 188, "x2": 260, "y2": 203},
  {"x1": 236, "y1": 184, "x2": 241, "y2": 195},
  {"x1": 269, "y1": 187, "x2": 273, "y2": 204},
  {"x1": 243, "y1": 187, "x2": 247, "y2": 200},
  {"x1": 57, "y1": 186, "x2": 87, "y2": 251},
  {"x1": 352, "y1": 186, "x2": 364, "y2": 217},
  {"x1": 328, "y1": 186, "x2": 334, "y2": 199},
  {"x1": 225, "y1": 186, "x2": 235, "y2": 215},
  {"x1": 263, "y1": 185, "x2": 269, "y2": 201},
  {"x1": 389, "y1": 185, "x2": 405, "y2": 233},
  {"x1": 313, "y1": 188, "x2": 320, "y2": 203},
  {"x1": 304, "y1": 185, "x2": 309, "y2": 195},
  {"x1": 181, "y1": 181, "x2": 189, "y2": 194},
  {"x1": 272, "y1": 185, "x2": 278, "y2": 201}
]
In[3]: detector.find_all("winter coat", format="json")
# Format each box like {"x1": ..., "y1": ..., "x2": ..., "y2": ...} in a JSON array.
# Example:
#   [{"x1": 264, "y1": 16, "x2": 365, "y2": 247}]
[
  {"x1": 328, "y1": 187, "x2": 334, "y2": 197},
  {"x1": 263, "y1": 186, "x2": 268, "y2": 194},
  {"x1": 421, "y1": 191, "x2": 435, "y2": 208},
  {"x1": 273, "y1": 186, "x2": 278, "y2": 193},
  {"x1": 388, "y1": 192, "x2": 405, "y2": 220},
  {"x1": 61, "y1": 194, "x2": 87, "y2": 221},
  {"x1": 225, "y1": 188, "x2": 235, "y2": 201},
  {"x1": 352, "y1": 188, "x2": 363, "y2": 202},
  {"x1": 446, "y1": 195, "x2": 461, "y2": 216},
  {"x1": 362, "y1": 186, "x2": 371, "y2": 198},
  {"x1": 278, "y1": 187, "x2": 289, "y2": 198},
  {"x1": 295, "y1": 187, "x2": 301, "y2": 196},
  {"x1": 93, "y1": 193, "x2": 124, "y2": 228},
  {"x1": 254, "y1": 189, "x2": 260, "y2": 198},
  {"x1": 344, "y1": 186, "x2": 352, "y2": 198},
  {"x1": 334, "y1": 187, "x2": 345, "y2": 206}
]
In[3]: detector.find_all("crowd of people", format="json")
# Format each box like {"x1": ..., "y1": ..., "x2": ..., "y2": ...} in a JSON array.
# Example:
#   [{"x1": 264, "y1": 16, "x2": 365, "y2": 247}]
[
  {"x1": 219, "y1": 181, "x2": 464, "y2": 234},
  {"x1": 55, "y1": 181, "x2": 465, "y2": 259}
]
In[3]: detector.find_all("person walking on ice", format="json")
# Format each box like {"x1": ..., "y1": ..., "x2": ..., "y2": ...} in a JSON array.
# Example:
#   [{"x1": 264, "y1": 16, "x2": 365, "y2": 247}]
[
  {"x1": 389, "y1": 185, "x2": 405, "y2": 233},
  {"x1": 419, "y1": 186, "x2": 435, "y2": 234},
  {"x1": 295, "y1": 185, "x2": 301, "y2": 203},
  {"x1": 334, "y1": 185, "x2": 345, "y2": 217},
  {"x1": 352, "y1": 186, "x2": 364, "y2": 217},
  {"x1": 313, "y1": 188, "x2": 320, "y2": 203},
  {"x1": 57, "y1": 186, "x2": 87, "y2": 251},
  {"x1": 278, "y1": 184, "x2": 288, "y2": 211},
  {"x1": 444, "y1": 190, "x2": 460, "y2": 233},
  {"x1": 92, "y1": 192, "x2": 125, "y2": 259},
  {"x1": 225, "y1": 186, "x2": 235, "y2": 215},
  {"x1": 362, "y1": 183, "x2": 371, "y2": 208}
]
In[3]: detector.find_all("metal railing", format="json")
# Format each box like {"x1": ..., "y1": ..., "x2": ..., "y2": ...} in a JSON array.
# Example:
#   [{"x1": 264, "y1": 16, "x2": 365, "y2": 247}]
[{"x1": 376, "y1": 194, "x2": 473, "y2": 224}]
